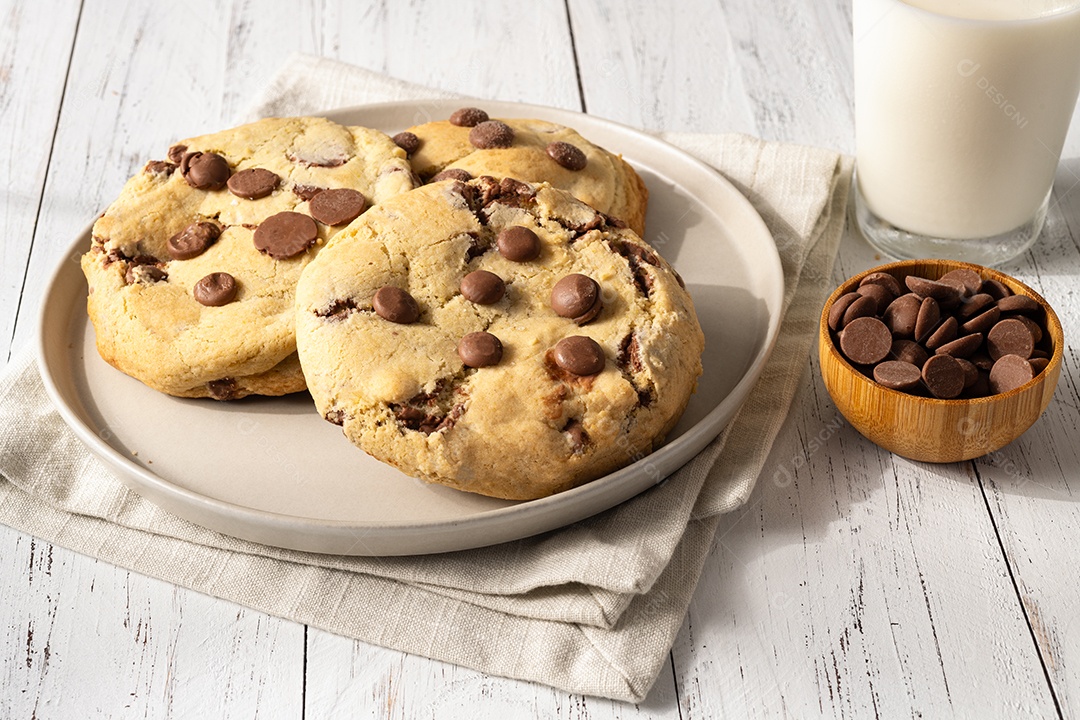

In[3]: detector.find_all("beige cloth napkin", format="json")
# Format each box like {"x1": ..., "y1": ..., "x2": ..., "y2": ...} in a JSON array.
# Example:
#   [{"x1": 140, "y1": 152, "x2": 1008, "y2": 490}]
[{"x1": 0, "y1": 54, "x2": 852, "y2": 702}]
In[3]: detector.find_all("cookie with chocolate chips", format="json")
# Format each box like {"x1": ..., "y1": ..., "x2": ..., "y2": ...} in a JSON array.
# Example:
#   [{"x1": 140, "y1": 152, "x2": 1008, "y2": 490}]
[
  {"x1": 81, "y1": 116, "x2": 415, "y2": 399},
  {"x1": 295, "y1": 177, "x2": 703, "y2": 500},
  {"x1": 405, "y1": 111, "x2": 649, "y2": 236}
]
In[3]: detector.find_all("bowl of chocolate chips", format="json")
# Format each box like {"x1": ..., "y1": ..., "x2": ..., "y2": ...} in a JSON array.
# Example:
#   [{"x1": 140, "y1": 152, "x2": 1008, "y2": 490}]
[{"x1": 819, "y1": 259, "x2": 1063, "y2": 463}]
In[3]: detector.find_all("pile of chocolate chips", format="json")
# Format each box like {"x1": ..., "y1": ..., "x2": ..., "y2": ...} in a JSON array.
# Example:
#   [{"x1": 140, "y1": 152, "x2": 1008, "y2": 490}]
[{"x1": 828, "y1": 268, "x2": 1052, "y2": 399}]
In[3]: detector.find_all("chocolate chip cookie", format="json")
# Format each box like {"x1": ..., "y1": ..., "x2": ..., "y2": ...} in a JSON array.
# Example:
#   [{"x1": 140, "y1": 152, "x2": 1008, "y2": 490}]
[
  {"x1": 401, "y1": 109, "x2": 649, "y2": 236},
  {"x1": 82, "y1": 116, "x2": 415, "y2": 399},
  {"x1": 295, "y1": 176, "x2": 703, "y2": 499}
]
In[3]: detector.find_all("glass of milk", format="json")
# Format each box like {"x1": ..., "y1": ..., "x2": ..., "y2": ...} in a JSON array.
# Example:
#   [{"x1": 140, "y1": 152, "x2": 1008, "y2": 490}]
[{"x1": 854, "y1": 0, "x2": 1080, "y2": 265}]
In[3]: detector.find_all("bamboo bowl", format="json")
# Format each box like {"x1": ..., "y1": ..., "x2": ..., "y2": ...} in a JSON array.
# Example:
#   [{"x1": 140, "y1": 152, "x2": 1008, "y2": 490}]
[{"x1": 819, "y1": 259, "x2": 1063, "y2": 463}]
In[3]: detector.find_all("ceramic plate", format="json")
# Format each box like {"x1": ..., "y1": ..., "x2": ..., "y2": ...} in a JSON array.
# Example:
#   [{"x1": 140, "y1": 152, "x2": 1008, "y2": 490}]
[{"x1": 37, "y1": 100, "x2": 783, "y2": 555}]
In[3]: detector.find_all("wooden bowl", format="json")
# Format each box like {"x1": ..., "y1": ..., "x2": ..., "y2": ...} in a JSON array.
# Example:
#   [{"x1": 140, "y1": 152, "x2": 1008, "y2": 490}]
[{"x1": 819, "y1": 259, "x2": 1063, "y2": 463}]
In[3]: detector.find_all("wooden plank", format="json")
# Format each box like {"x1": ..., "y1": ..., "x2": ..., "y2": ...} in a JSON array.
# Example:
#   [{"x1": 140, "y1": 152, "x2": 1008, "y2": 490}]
[{"x1": 0, "y1": 0, "x2": 81, "y2": 363}]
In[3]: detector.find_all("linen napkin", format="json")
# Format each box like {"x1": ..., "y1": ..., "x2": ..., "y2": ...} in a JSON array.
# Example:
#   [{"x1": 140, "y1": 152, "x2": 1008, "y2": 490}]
[{"x1": 0, "y1": 54, "x2": 852, "y2": 702}]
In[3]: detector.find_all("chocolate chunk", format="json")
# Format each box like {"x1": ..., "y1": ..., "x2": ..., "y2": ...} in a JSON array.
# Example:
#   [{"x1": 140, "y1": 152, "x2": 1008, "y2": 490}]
[
  {"x1": 839, "y1": 317, "x2": 892, "y2": 365},
  {"x1": 469, "y1": 120, "x2": 514, "y2": 149},
  {"x1": 856, "y1": 282, "x2": 894, "y2": 314},
  {"x1": 546, "y1": 141, "x2": 587, "y2": 171},
  {"x1": 960, "y1": 305, "x2": 1000, "y2": 335},
  {"x1": 144, "y1": 160, "x2": 176, "y2": 176},
  {"x1": 935, "y1": 332, "x2": 982, "y2": 358},
  {"x1": 562, "y1": 418, "x2": 589, "y2": 454},
  {"x1": 125, "y1": 264, "x2": 167, "y2": 285},
  {"x1": 252, "y1": 211, "x2": 318, "y2": 259},
  {"x1": 292, "y1": 184, "x2": 324, "y2": 201},
  {"x1": 859, "y1": 271, "x2": 903, "y2": 298},
  {"x1": 180, "y1": 151, "x2": 231, "y2": 190},
  {"x1": 309, "y1": 188, "x2": 366, "y2": 226},
  {"x1": 457, "y1": 331, "x2": 503, "y2": 368},
  {"x1": 167, "y1": 221, "x2": 221, "y2": 260},
  {"x1": 939, "y1": 268, "x2": 982, "y2": 297},
  {"x1": 957, "y1": 293, "x2": 995, "y2": 319},
  {"x1": 956, "y1": 358, "x2": 979, "y2": 388},
  {"x1": 373, "y1": 286, "x2": 420, "y2": 324},
  {"x1": 980, "y1": 278, "x2": 1013, "y2": 299},
  {"x1": 914, "y1": 296, "x2": 940, "y2": 344},
  {"x1": 873, "y1": 360, "x2": 922, "y2": 392},
  {"x1": 924, "y1": 316, "x2": 958, "y2": 352},
  {"x1": 496, "y1": 226, "x2": 540, "y2": 261},
  {"x1": 193, "y1": 272, "x2": 238, "y2": 306},
  {"x1": 987, "y1": 318, "x2": 1034, "y2": 361},
  {"x1": 392, "y1": 131, "x2": 420, "y2": 155},
  {"x1": 432, "y1": 168, "x2": 473, "y2": 183},
  {"x1": 460, "y1": 270, "x2": 505, "y2": 305},
  {"x1": 829, "y1": 292, "x2": 862, "y2": 332},
  {"x1": 207, "y1": 378, "x2": 239, "y2": 401},
  {"x1": 227, "y1": 168, "x2": 280, "y2": 200},
  {"x1": 996, "y1": 294, "x2": 1040, "y2": 314},
  {"x1": 553, "y1": 336, "x2": 606, "y2": 376},
  {"x1": 890, "y1": 339, "x2": 929, "y2": 368},
  {"x1": 167, "y1": 144, "x2": 187, "y2": 164},
  {"x1": 989, "y1": 354, "x2": 1034, "y2": 394},
  {"x1": 449, "y1": 107, "x2": 489, "y2": 127},
  {"x1": 906, "y1": 275, "x2": 962, "y2": 305},
  {"x1": 551, "y1": 274, "x2": 602, "y2": 324},
  {"x1": 882, "y1": 293, "x2": 921, "y2": 337},
  {"x1": 842, "y1": 294, "x2": 878, "y2": 327},
  {"x1": 921, "y1": 354, "x2": 965, "y2": 399}
]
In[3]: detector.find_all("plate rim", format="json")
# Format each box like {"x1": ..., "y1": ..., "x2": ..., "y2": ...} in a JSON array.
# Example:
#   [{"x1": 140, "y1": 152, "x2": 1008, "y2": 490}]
[{"x1": 36, "y1": 99, "x2": 784, "y2": 553}]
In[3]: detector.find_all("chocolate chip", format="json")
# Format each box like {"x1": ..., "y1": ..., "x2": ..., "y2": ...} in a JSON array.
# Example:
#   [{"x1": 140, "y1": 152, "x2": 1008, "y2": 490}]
[
  {"x1": 469, "y1": 120, "x2": 514, "y2": 149},
  {"x1": 167, "y1": 221, "x2": 221, "y2": 260},
  {"x1": 891, "y1": 339, "x2": 928, "y2": 368},
  {"x1": 449, "y1": 107, "x2": 489, "y2": 127},
  {"x1": 829, "y1": 292, "x2": 862, "y2": 332},
  {"x1": 935, "y1": 332, "x2": 982, "y2": 359},
  {"x1": 842, "y1": 294, "x2": 878, "y2": 328},
  {"x1": 873, "y1": 360, "x2": 922, "y2": 392},
  {"x1": 125, "y1": 264, "x2": 168, "y2": 285},
  {"x1": 562, "y1": 418, "x2": 589, "y2": 454},
  {"x1": 939, "y1": 268, "x2": 982, "y2": 297},
  {"x1": 971, "y1": 352, "x2": 994, "y2": 371},
  {"x1": 882, "y1": 293, "x2": 921, "y2": 337},
  {"x1": 292, "y1": 184, "x2": 324, "y2": 201},
  {"x1": 457, "y1": 331, "x2": 503, "y2": 368},
  {"x1": 432, "y1": 168, "x2": 473, "y2": 183},
  {"x1": 496, "y1": 226, "x2": 540, "y2": 261},
  {"x1": 373, "y1": 286, "x2": 420, "y2": 324},
  {"x1": 618, "y1": 334, "x2": 644, "y2": 374},
  {"x1": 207, "y1": 378, "x2": 239, "y2": 401},
  {"x1": 227, "y1": 168, "x2": 280, "y2": 200},
  {"x1": 553, "y1": 336, "x2": 606, "y2": 376},
  {"x1": 144, "y1": 160, "x2": 176, "y2": 176},
  {"x1": 252, "y1": 211, "x2": 318, "y2": 260},
  {"x1": 392, "y1": 131, "x2": 420, "y2": 155},
  {"x1": 546, "y1": 141, "x2": 587, "y2": 171},
  {"x1": 914, "y1": 297, "x2": 940, "y2": 344},
  {"x1": 856, "y1": 282, "x2": 894, "y2": 314},
  {"x1": 839, "y1": 317, "x2": 892, "y2": 365},
  {"x1": 956, "y1": 358, "x2": 979, "y2": 388},
  {"x1": 989, "y1": 354, "x2": 1034, "y2": 394},
  {"x1": 957, "y1": 293, "x2": 995, "y2": 319},
  {"x1": 193, "y1": 272, "x2": 238, "y2": 306},
  {"x1": 315, "y1": 298, "x2": 358, "y2": 320},
  {"x1": 996, "y1": 294, "x2": 1040, "y2": 314},
  {"x1": 551, "y1": 274, "x2": 602, "y2": 324},
  {"x1": 460, "y1": 270, "x2": 505, "y2": 305},
  {"x1": 167, "y1": 144, "x2": 187, "y2": 164},
  {"x1": 981, "y1": 278, "x2": 1013, "y2": 299},
  {"x1": 1030, "y1": 357, "x2": 1050, "y2": 374},
  {"x1": 180, "y1": 151, "x2": 231, "y2": 190},
  {"x1": 309, "y1": 188, "x2": 366, "y2": 226},
  {"x1": 960, "y1": 305, "x2": 1000, "y2": 335},
  {"x1": 987, "y1": 318, "x2": 1034, "y2": 361},
  {"x1": 924, "y1": 316, "x2": 958, "y2": 352},
  {"x1": 324, "y1": 409, "x2": 346, "y2": 426},
  {"x1": 1012, "y1": 315, "x2": 1043, "y2": 344},
  {"x1": 921, "y1": 354, "x2": 965, "y2": 399},
  {"x1": 906, "y1": 275, "x2": 962, "y2": 305},
  {"x1": 859, "y1": 271, "x2": 904, "y2": 298}
]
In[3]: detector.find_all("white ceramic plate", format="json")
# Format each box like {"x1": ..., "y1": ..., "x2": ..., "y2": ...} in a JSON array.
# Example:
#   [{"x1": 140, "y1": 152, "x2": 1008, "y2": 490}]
[{"x1": 37, "y1": 100, "x2": 783, "y2": 556}]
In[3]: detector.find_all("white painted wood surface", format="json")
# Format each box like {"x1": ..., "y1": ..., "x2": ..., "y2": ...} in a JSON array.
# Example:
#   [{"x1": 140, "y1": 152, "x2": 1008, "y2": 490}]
[{"x1": 3, "y1": 0, "x2": 1080, "y2": 717}]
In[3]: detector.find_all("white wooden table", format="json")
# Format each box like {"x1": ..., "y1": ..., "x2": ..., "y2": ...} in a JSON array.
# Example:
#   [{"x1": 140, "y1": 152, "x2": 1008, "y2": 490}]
[{"x1": 3, "y1": 1, "x2": 1080, "y2": 717}]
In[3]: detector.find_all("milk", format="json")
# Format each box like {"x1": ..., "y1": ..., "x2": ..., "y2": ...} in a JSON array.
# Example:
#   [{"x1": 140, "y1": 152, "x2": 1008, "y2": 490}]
[{"x1": 855, "y1": 0, "x2": 1080, "y2": 241}]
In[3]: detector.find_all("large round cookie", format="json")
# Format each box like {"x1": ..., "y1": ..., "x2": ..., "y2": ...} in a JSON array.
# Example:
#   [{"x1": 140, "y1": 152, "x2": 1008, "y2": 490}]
[
  {"x1": 82, "y1": 116, "x2": 415, "y2": 399},
  {"x1": 400, "y1": 109, "x2": 649, "y2": 236},
  {"x1": 295, "y1": 176, "x2": 703, "y2": 500}
]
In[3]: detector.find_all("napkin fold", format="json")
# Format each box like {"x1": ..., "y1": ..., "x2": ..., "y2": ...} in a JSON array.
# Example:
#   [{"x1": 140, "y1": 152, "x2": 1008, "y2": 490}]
[{"x1": 0, "y1": 54, "x2": 852, "y2": 702}]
